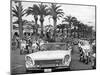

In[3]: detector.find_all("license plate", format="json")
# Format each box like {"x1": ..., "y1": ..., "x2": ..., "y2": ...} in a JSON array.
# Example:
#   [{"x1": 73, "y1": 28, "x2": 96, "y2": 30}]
[{"x1": 44, "y1": 69, "x2": 52, "y2": 72}]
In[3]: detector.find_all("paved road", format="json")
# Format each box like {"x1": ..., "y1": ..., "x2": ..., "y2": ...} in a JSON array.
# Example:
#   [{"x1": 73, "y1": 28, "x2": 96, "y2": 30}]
[{"x1": 11, "y1": 47, "x2": 93, "y2": 75}]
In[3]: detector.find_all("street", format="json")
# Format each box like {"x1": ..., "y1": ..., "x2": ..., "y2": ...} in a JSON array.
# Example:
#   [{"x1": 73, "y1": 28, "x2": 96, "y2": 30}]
[{"x1": 11, "y1": 45, "x2": 93, "y2": 75}]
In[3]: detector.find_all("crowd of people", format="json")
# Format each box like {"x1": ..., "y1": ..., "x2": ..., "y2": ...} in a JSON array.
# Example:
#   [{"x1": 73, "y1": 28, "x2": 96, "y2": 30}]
[
  {"x1": 78, "y1": 39, "x2": 96, "y2": 68},
  {"x1": 12, "y1": 29, "x2": 96, "y2": 56},
  {"x1": 20, "y1": 34, "x2": 48, "y2": 54}
]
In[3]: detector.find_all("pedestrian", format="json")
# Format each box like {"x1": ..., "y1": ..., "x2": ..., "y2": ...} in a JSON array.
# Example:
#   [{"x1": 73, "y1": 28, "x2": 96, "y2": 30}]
[
  {"x1": 32, "y1": 38, "x2": 39, "y2": 52},
  {"x1": 20, "y1": 39, "x2": 26, "y2": 54}
]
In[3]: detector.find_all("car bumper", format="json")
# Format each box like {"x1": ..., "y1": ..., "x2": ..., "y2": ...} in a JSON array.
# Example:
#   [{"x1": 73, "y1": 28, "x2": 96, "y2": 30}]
[{"x1": 26, "y1": 65, "x2": 70, "y2": 72}]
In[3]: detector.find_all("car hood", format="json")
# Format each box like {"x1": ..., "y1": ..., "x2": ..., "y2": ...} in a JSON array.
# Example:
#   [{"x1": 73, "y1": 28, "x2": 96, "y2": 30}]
[{"x1": 26, "y1": 50, "x2": 71, "y2": 60}]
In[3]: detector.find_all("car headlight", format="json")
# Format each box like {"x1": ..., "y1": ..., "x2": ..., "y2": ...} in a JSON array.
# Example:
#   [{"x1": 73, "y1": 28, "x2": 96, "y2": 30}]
[
  {"x1": 63, "y1": 55, "x2": 70, "y2": 65},
  {"x1": 25, "y1": 56, "x2": 35, "y2": 68}
]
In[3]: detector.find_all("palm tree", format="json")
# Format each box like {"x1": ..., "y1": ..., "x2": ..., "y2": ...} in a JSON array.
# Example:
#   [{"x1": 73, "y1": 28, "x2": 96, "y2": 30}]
[
  {"x1": 63, "y1": 16, "x2": 77, "y2": 37},
  {"x1": 59, "y1": 24, "x2": 65, "y2": 34},
  {"x1": 26, "y1": 4, "x2": 40, "y2": 34},
  {"x1": 76, "y1": 22, "x2": 82, "y2": 38},
  {"x1": 12, "y1": 1, "x2": 26, "y2": 39},
  {"x1": 78, "y1": 22, "x2": 87, "y2": 38},
  {"x1": 83, "y1": 25, "x2": 93, "y2": 38},
  {"x1": 87, "y1": 26, "x2": 93, "y2": 38},
  {"x1": 49, "y1": 3, "x2": 64, "y2": 40},
  {"x1": 38, "y1": 3, "x2": 50, "y2": 36},
  {"x1": 72, "y1": 18, "x2": 80, "y2": 38}
]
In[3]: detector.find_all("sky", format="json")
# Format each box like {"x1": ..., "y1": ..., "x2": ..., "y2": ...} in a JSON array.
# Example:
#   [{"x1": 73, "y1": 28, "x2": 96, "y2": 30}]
[{"x1": 12, "y1": 1, "x2": 96, "y2": 30}]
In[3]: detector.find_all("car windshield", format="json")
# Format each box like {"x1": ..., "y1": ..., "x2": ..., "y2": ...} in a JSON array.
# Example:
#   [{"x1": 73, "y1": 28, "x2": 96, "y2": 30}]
[{"x1": 40, "y1": 43, "x2": 71, "y2": 51}]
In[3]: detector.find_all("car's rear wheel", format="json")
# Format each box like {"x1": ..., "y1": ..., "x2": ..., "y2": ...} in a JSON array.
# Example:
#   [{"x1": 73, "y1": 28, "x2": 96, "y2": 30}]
[
  {"x1": 67, "y1": 67, "x2": 71, "y2": 71},
  {"x1": 26, "y1": 69, "x2": 33, "y2": 73}
]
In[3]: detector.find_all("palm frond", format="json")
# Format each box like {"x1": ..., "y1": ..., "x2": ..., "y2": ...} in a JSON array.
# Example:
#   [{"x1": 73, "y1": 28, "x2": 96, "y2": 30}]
[
  {"x1": 25, "y1": 8, "x2": 32, "y2": 16},
  {"x1": 26, "y1": 4, "x2": 39, "y2": 16},
  {"x1": 55, "y1": 5, "x2": 61, "y2": 10},
  {"x1": 13, "y1": 20, "x2": 19, "y2": 24},
  {"x1": 12, "y1": 6, "x2": 19, "y2": 17},
  {"x1": 56, "y1": 9, "x2": 63, "y2": 13},
  {"x1": 12, "y1": 4, "x2": 25, "y2": 18},
  {"x1": 50, "y1": 3, "x2": 64, "y2": 20},
  {"x1": 38, "y1": 3, "x2": 49, "y2": 16}
]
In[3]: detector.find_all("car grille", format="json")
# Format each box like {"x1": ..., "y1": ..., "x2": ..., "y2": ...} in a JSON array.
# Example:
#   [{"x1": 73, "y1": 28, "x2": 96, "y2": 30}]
[{"x1": 35, "y1": 59, "x2": 62, "y2": 67}]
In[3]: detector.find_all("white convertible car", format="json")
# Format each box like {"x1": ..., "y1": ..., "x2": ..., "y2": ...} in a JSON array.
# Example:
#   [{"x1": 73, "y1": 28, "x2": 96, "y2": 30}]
[{"x1": 25, "y1": 43, "x2": 72, "y2": 72}]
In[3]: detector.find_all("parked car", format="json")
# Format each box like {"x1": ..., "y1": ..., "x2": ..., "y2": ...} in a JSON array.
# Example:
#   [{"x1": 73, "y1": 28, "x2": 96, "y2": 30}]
[
  {"x1": 78, "y1": 40, "x2": 91, "y2": 64},
  {"x1": 25, "y1": 43, "x2": 72, "y2": 72}
]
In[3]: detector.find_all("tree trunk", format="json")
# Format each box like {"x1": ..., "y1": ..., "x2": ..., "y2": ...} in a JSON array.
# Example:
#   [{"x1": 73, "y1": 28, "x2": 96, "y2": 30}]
[
  {"x1": 41, "y1": 21, "x2": 43, "y2": 35},
  {"x1": 18, "y1": 2, "x2": 23, "y2": 40},
  {"x1": 53, "y1": 19, "x2": 57, "y2": 41},
  {"x1": 66, "y1": 27, "x2": 68, "y2": 37},
  {"x1": 40, "y1": 15, "x2": 44, "y2": 37},
  {"x1": 62, "y1": 28, "x2": 63, "y2": 34},
  {"x1": 74, "y1": 27, "x2": 76, "y2": 38},
  {"x1": 34, "y1": 15, "x2": 38, "y2": 35},
  {"x1": 77, "y1": 28, "x2": 79, "y2": 38},
  {"x1": 68, "y1": 22, "x2": 71, "y2": 37}
]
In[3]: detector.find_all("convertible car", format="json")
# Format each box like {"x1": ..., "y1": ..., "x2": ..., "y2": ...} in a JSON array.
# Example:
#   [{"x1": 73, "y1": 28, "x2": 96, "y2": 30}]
[{"x1": 25, "y1": 43, "x2": 72, "y2": 72}]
